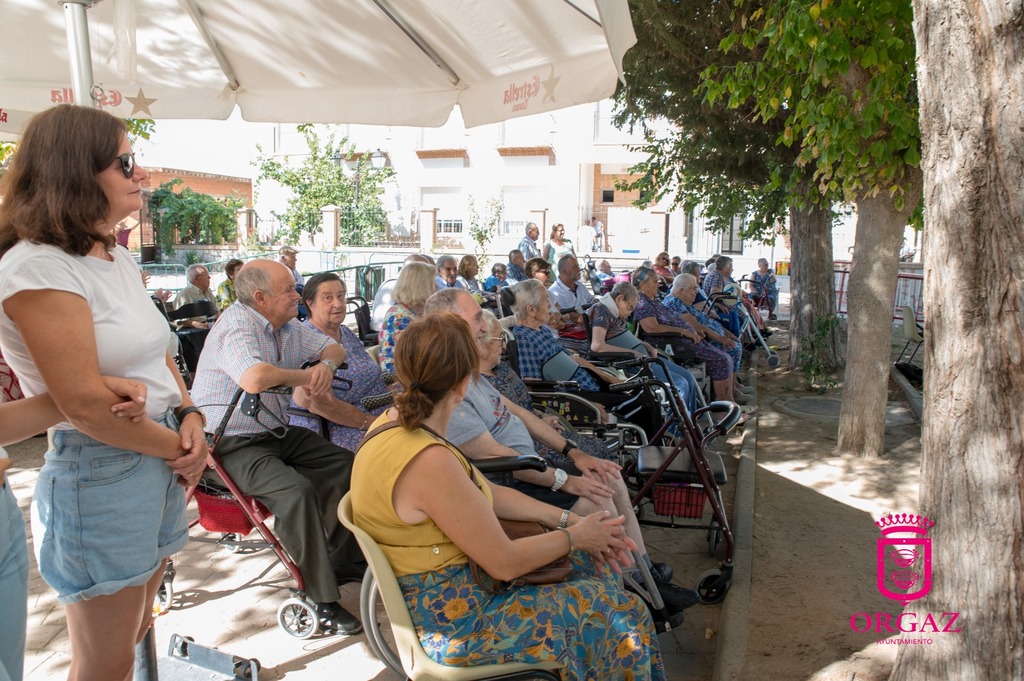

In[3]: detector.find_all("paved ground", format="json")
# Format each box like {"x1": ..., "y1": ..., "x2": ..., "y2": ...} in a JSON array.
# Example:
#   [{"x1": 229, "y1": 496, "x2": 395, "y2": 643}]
[{"x1": 8, "y1": 431, "x2": 741, "y2": 681}]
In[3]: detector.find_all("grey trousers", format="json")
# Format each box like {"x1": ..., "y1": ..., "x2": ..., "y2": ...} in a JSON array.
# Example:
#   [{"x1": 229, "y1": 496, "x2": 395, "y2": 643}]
[{"x1": 211, "y1": 428, "x2": 361, "y2": 603}]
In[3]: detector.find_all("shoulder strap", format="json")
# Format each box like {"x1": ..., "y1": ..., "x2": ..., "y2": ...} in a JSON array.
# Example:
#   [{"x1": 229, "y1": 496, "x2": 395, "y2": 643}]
[{"x1": 358, "y1": 419, "x2": 483, "y2": 490}]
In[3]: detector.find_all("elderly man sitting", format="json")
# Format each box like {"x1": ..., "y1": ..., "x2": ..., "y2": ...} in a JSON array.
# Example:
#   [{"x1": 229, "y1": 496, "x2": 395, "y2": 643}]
[
  {"x1": 189, "y1": 260, "x2": 364, "y2": 636},
  {"x1": 173, "y1": 264, "x2": 218, "y2": 330}
]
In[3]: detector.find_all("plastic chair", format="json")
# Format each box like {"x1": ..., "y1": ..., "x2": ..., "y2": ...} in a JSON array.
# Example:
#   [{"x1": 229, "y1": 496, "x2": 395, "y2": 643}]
[
  {"x1": 338, "y1": 494, "x2": 562, "y2": 681},
  {"x1": 898, "y1": 305, "x2": 924, "y2": 364}
]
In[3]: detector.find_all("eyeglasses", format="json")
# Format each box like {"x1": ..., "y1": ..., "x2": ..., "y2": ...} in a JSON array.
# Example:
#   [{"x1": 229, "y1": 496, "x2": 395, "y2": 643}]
[
  {"x1": 113, "y1": 152, "x2": 136, "y2": 178},
  {"x1": 488, "y1": 336, "x2": 507, "y2": 347}
]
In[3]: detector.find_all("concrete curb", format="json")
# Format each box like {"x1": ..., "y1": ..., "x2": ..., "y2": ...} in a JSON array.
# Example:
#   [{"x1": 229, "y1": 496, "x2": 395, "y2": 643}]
[
  {"x1": 889, "y1": 364, "x2": 923, "y2": 420},
  {"x1": 711, "y1": 352, "x2": 758, "y2": 681}
]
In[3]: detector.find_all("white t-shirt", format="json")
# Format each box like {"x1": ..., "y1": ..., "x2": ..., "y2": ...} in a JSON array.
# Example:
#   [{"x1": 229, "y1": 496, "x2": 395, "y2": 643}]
[{"x1": 0, "y1": 242, "x2": 181, "y2": 428}]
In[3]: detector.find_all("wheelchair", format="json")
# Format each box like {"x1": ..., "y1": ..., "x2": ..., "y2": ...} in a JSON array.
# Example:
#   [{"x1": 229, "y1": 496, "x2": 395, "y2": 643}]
[{"x1": 161, "y1": 386, "x2": 337, "y2": 639}]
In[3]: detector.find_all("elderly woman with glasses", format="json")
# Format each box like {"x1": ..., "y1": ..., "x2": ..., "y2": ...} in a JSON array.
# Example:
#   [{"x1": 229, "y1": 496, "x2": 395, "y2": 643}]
[
  {"x1": 510, "y1": 279, "x2": 624, "y2": 393},
  {"x1": 588, "y1": 281, "x2": 700, "y2": 414},
  {"x1": 663, "y1": 274, "x2": 752, "y2": 398},
  {"x1": 289, "y1": 273, "x2": 390, "y2": 450},
  {"x1": 632, "y1": 266, "x2": 746, "y2": 406},
  {"x1": 483, "y1": 262, "x2": 509, "y2": 292}
]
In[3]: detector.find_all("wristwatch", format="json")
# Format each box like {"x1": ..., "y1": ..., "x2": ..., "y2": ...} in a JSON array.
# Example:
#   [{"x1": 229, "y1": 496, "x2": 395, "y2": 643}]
[
  {"x1": 561, "y1": 440, "x2": 578, "y2": 457},
  {"x1": 321, "y1": 359, "x2": 340, "y2": 373},
  {"x1": 550, "y1": 468, "x2": 568, "y2": 492}
]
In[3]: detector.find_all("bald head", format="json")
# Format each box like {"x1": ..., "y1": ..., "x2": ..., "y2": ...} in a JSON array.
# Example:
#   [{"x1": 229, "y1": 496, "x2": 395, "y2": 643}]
[{"x1": 236, "y1": 260, "x2": 301, "y2": 328}]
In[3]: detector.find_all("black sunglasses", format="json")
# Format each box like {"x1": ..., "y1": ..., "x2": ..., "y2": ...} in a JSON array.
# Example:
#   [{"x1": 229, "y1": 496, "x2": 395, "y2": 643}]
[{"x1": 113, "y1": 152, "x2": 136, "y2": 178}]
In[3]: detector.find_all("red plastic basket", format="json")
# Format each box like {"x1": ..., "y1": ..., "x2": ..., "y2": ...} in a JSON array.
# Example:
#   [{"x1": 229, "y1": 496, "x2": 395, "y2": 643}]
[
  {"x1": 193, "y1": 488, "x2": 268, "y2": 535},
  {"x1": 652, "y1": 484, "x2": 706, "y2": 518}
]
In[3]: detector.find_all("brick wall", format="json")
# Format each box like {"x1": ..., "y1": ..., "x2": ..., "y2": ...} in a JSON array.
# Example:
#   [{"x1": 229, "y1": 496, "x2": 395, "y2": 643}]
[{"x1": 117, "y1": 168, "x2": 253, "y2": 252}]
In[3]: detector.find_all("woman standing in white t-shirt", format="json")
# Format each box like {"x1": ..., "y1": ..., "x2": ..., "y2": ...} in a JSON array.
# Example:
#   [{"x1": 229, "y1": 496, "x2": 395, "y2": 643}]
[{"x1": 0, "y1": 105, "x2": 208, "y2": 681}]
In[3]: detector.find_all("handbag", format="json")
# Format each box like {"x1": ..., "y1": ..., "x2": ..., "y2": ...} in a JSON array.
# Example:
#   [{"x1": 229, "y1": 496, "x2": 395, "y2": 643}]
[
  {"x1": 360, "y1": 420, "x2": 573, "y2": 590},
  {"x1": 469, "y1": 519, "x2": 573, "y2": 590}
]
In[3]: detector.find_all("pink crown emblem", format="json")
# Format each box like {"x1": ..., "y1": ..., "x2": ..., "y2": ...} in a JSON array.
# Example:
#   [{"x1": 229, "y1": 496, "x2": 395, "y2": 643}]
[{"x1": 876, "y1": 513, "x2": 936, "y2": 535}]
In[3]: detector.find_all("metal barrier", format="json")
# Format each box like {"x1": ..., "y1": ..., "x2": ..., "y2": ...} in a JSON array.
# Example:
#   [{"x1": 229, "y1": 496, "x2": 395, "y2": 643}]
[{"x1": 833, "y1": 264, "x2": 924, "y2": 321}]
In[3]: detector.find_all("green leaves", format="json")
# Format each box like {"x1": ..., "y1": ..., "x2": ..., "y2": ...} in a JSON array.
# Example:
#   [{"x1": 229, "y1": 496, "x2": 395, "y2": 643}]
[
  {"x1": 149, "y1": 178, "x2": 244, "y2": 254},
  {"x1": 254, "y1": 125, "x2": 394, "y2": 246}
]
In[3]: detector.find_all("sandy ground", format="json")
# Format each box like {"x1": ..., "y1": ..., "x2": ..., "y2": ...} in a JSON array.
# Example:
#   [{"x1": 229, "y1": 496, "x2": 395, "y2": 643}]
[{"x1": 731, "y1": 322, "x2": 922, "y2": 681}]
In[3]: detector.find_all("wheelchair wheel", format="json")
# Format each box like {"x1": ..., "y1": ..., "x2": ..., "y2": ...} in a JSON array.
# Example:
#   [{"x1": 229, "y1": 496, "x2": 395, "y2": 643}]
[
  {"x1": 153, "y1": 576, "x2": 174, "y2": 614},
  {"x1": 695, "y1": 568, "x2": 730, "y2": 604},
  {"x1": 767, "y1": 352, "x2": 781, "y2": 368},
  {"x1": 277, "y1": 597, "x2": 319, "y2": 639},
  {"x1": 359, "y1": 570, "x2": 404, "y2": 679}
]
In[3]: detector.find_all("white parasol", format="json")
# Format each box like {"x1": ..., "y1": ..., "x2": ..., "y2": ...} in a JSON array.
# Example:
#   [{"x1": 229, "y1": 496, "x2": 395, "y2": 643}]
[{"x1": 0, "y1": 0, "x2": 636, "y2": 132}]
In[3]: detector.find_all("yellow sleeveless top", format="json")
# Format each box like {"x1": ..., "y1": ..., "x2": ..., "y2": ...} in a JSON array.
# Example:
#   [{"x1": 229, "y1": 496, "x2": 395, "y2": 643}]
[{"x1": 350, "y1": 416, "x2": 493, "y2": 577}]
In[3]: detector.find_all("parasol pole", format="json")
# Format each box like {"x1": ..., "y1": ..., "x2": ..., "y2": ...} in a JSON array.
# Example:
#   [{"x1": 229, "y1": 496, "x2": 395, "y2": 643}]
[{"x1": 62, "y1": 1, "x2": 97, "y2": 107}]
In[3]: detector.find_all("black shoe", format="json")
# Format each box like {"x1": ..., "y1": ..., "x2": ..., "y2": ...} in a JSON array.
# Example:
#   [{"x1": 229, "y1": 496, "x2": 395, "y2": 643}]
[
  {"x1": 314, "y1": 601, "x2": 362, "y2": 635},
  {"x1": 334, "y1": 561, "x2": 368, "y2": 585},
  {"x1": 649, "y1": 562, "x2": 674, "y2": 584},
  {"x1": 655, "y1": 582, "x2": 701, "y2": 613}
]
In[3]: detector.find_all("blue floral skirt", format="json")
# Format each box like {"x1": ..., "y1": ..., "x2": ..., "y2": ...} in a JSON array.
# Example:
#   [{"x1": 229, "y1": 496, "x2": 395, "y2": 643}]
[{"x1": 398, "y1": 552, "x2": 666, "y2": 680}]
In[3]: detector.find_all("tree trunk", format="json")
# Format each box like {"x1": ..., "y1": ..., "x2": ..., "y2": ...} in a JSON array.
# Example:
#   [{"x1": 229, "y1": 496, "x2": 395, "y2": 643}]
[
  {"x1": 837, "y1": 177, "x2": 921, "y2": 457},
  {"x1": 788, "y1": 202, "x2": 840, "y2": 371},
  {"x1": 891, "y1": 2, "x2": 1024, "y2": 679}
]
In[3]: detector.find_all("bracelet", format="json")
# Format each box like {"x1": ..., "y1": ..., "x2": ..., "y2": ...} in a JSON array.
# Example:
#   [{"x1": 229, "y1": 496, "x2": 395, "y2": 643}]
[
  {"x1": 558, "y1": 509, "x2": 571, "y2": 529},
  {"x1": 361, "y1": 414, "x2": 371, "y2": 430},
  {"x1": 175, "y1": 406, "x2": 205, "y2": 428},
  {"x1": 556, "y1": 527, "x2": 574, "y2": 556}
]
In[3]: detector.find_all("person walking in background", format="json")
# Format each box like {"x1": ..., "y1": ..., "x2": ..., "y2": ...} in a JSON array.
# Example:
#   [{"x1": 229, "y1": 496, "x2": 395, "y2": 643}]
[{"x1": 518, "y1": 222, "x2": 542, "y2": 261}]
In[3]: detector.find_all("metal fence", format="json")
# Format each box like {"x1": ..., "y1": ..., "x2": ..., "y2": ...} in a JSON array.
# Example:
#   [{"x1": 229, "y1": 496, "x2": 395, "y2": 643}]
[{"x1": 834, "y1": 262, "x2": 924, "y2": 322}]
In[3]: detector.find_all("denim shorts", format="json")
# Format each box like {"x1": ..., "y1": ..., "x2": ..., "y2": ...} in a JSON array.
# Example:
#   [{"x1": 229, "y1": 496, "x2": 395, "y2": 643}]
[{"x1": 30, "y1": 412, "x2": 188, "y2": 605}]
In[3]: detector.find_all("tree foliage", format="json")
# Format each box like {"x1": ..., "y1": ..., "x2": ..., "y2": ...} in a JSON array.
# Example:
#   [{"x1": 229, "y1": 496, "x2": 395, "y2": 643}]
[
  {"x1": 467, "y1": 196, "x2": 505, "y2": 269},
  {"x1": 614, "y1": 0, "x2": 796, "y2": 238},
  {"x1": 703, "y1": 0, "x2": 921, "y2": 215},
  {"x1": 255, "y1": 124, "x2": 395, "y2": 246},
  {"x1": 149, "y1": 178, "x2": 244, "y2": 254}
]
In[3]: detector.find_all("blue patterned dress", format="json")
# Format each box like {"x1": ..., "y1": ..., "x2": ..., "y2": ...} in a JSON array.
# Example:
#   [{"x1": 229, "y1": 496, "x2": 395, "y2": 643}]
[
  {"x1": 664, "y1": 295, "x2": 742, "y2": 372},
  {"x1": 288, "y1": 323, "x2": 390, "y2": 451},
  {"x1": 633, "y1": 294, "x2": 733, "y2": 381},
  {"x1": 378, "y1": 303, "x2": 418, "y2": 373}
]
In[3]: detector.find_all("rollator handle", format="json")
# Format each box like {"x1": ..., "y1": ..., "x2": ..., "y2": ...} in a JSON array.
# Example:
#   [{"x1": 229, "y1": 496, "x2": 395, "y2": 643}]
[
  {"x1": 612, "y1": 356, "x2": 656, "y2": 369},
  {"x1": 473, "y1": 454, "x2": 548, "y2": 474}
]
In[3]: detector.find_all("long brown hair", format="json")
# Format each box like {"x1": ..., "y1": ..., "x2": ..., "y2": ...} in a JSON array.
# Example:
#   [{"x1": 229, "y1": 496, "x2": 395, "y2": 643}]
[
  {"x1": 0, "y1": 105, "x2": 125, "y2": 258},
  {"x1": 393, "y1": 313, "x2": 479, "y2": 430}
]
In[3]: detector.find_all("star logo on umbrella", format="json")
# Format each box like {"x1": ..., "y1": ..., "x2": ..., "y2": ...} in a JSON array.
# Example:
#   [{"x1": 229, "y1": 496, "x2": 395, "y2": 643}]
[
  {"x1": 541, "y1": 65, "x2": 560, "y2": 104},
  {"x1": 125, "y1": 88, "x2": 157, "y2": 117}
]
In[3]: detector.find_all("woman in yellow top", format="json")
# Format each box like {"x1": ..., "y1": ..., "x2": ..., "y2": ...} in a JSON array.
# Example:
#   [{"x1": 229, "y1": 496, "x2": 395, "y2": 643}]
[{"x1": 351, "y1": 313, "x2": 666, "y2": 680}]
